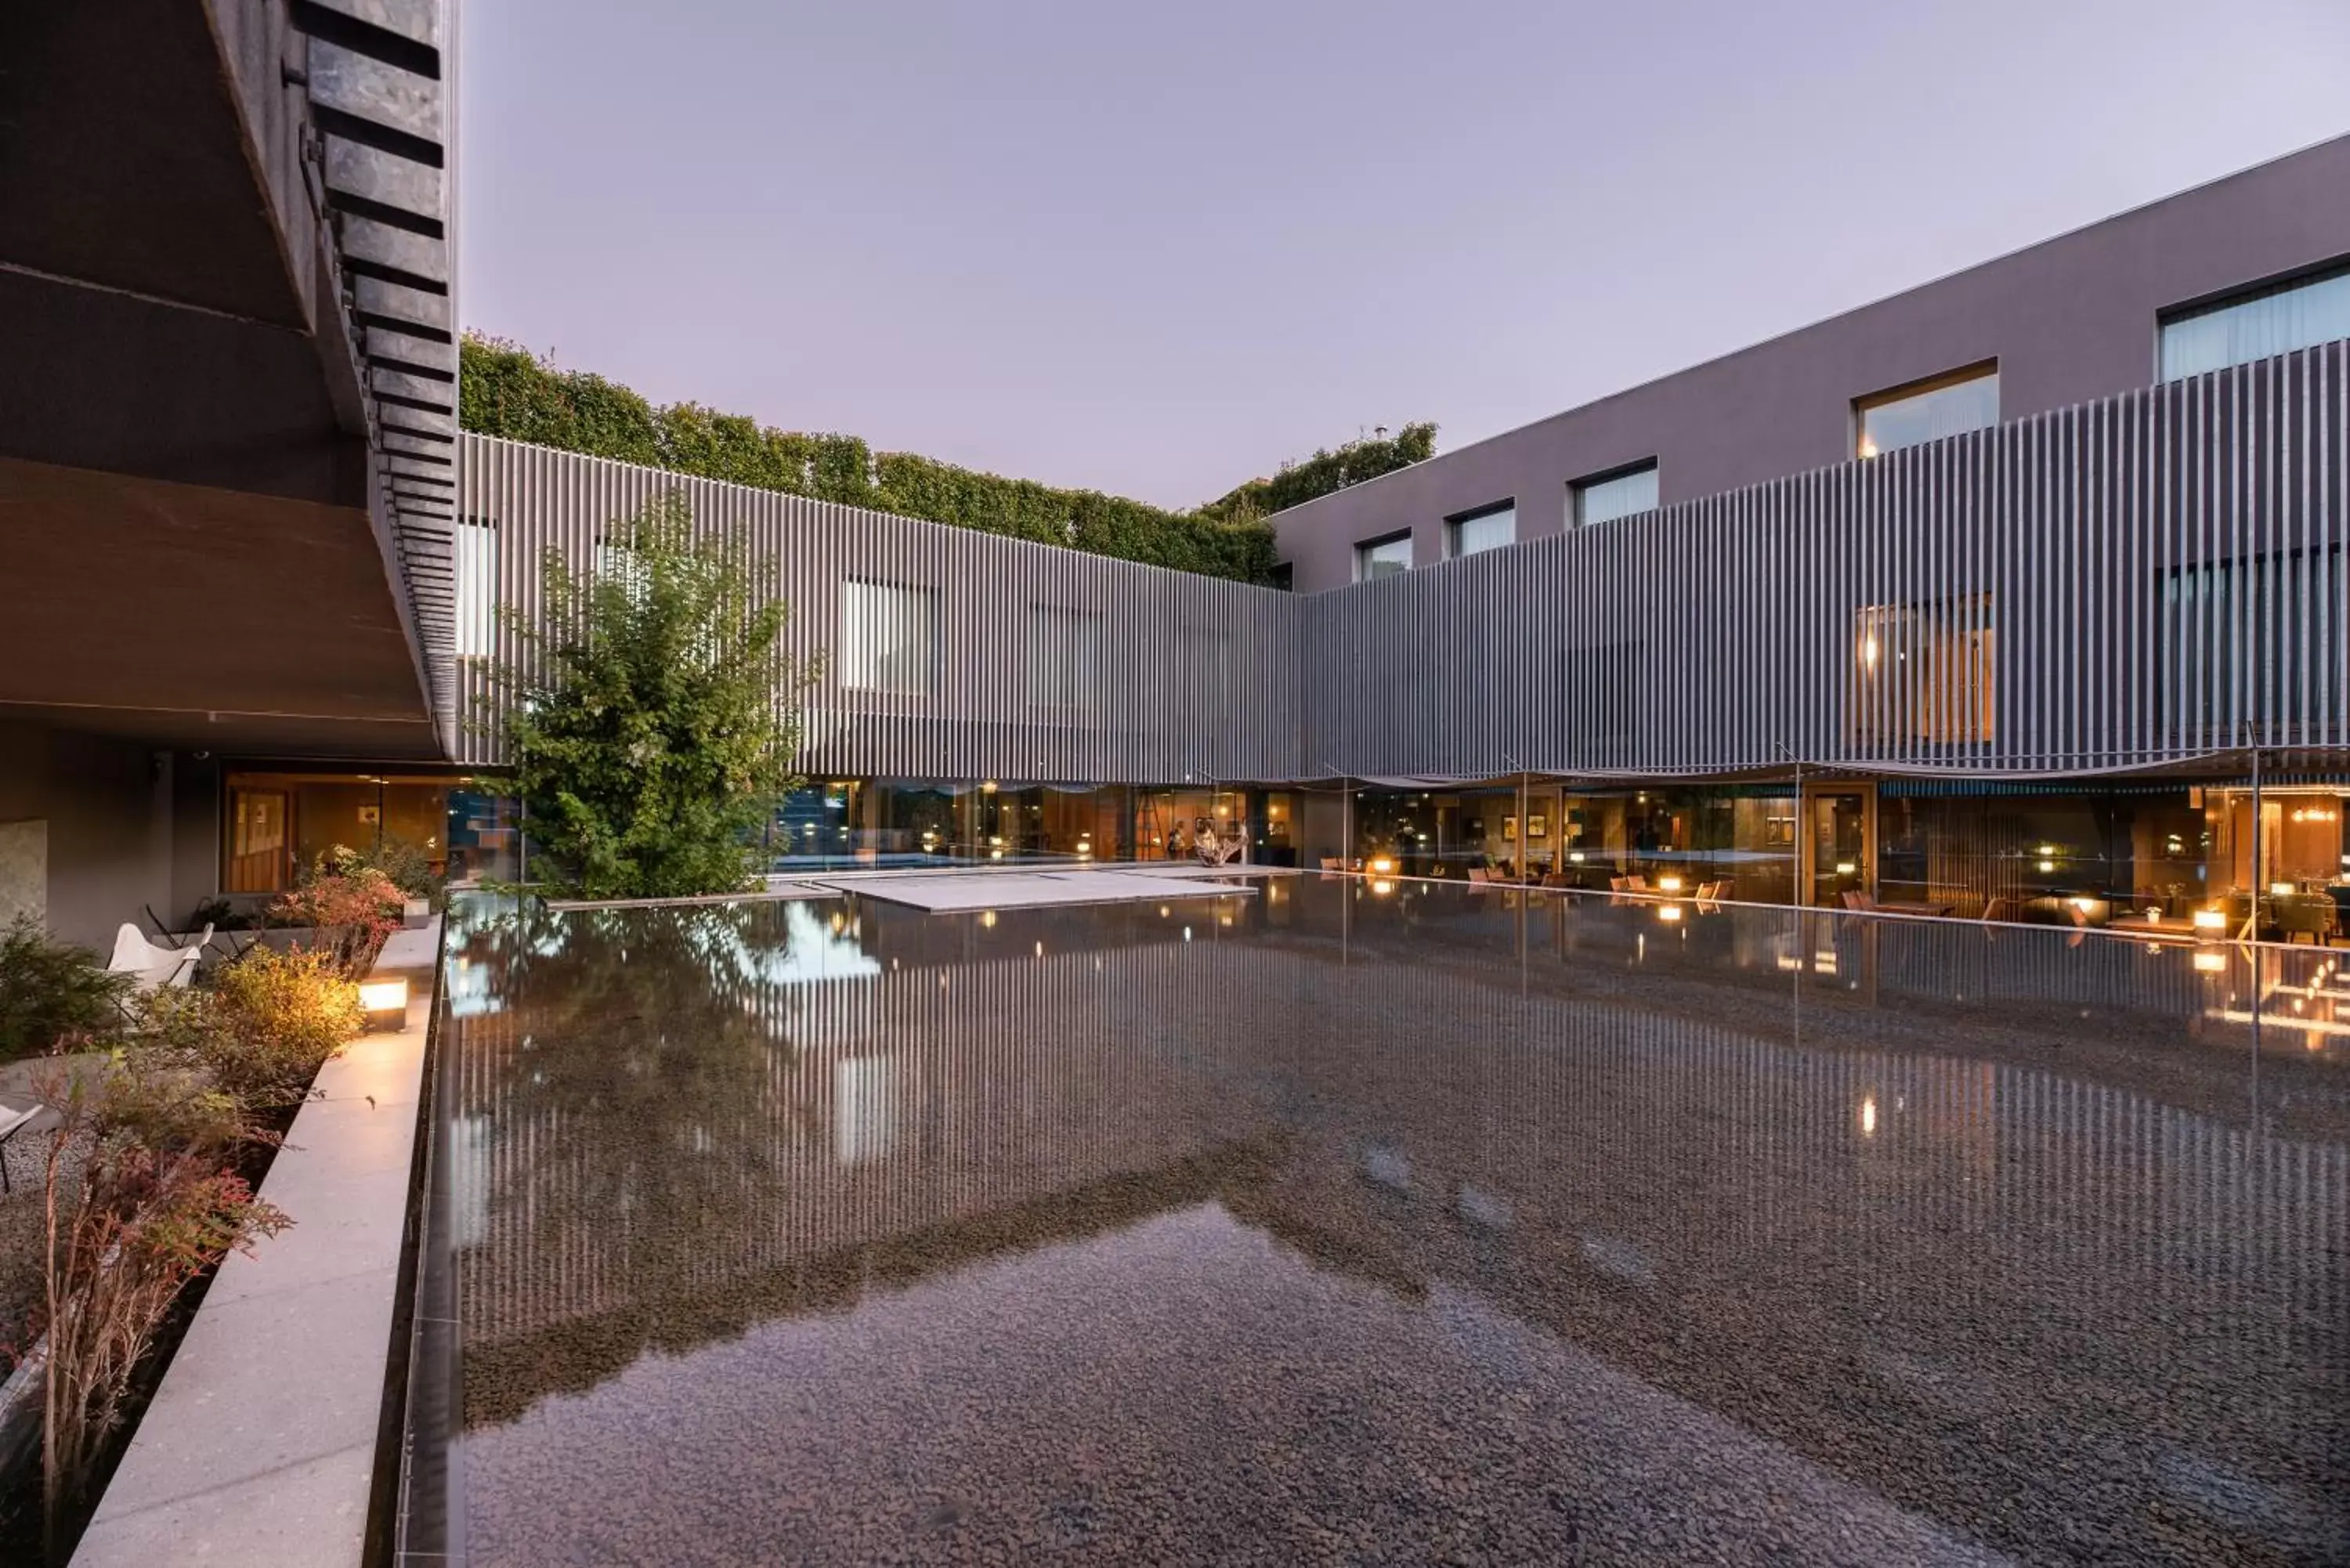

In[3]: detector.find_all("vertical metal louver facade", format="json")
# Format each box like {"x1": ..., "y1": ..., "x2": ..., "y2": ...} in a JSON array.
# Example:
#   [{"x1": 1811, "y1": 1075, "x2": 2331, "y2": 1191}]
[
  {"x1": 452, "y1": 435, "x2": 1306, "y2": 783},
  {"x1": 450, "y1": 339, "x2": 2348, "y2": 786}
]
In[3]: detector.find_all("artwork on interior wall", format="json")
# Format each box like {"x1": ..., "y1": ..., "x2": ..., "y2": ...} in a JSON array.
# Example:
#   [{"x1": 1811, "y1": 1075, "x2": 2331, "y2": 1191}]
[
  {"x1": 1528, "y1": 815, "x2": 1548, "y2": 839},
  {"x1": 1503, "y1": 815, "x2": 1517, "y2": 842},
  {"x1": 1764, "y1": 815, "x2": 1796, "y2": 847},
  {"x1": 358, "y1": 805, "x2": 381, "y2": 826}
]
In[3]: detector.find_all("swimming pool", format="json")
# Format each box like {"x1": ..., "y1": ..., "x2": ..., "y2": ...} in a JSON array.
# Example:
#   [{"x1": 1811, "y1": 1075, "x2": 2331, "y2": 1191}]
[{"x1": 396, "y1": 876, "x2": 2349, "y2": 1566}]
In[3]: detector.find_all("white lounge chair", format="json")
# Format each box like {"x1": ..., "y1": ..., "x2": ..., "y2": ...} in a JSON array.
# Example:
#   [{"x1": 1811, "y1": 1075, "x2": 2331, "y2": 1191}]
[{"x1": 106, "y1": 923, "x2": 209, "y2": 991}]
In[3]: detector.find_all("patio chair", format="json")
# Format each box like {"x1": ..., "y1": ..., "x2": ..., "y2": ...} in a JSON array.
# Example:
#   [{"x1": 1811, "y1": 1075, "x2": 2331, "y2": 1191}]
[
  {"x1": 0, "y1": 1097, "x2": 58, "y2": 1196},
  {"x1": 1318, "y1": 857, "x2": 1343, "y2": 871},
  {"x1": 1467, "y1": 867, "x2": 1491, "y2": 884},
  {"x1": 107, "y1": 921, "x2": 208, "y2": 991}
]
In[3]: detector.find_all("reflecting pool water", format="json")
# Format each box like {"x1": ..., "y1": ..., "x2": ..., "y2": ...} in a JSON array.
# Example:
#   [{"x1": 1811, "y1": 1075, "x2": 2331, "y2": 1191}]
[{"x1": 400, "y1": 877, "x2": 2350, "y2": 1566}]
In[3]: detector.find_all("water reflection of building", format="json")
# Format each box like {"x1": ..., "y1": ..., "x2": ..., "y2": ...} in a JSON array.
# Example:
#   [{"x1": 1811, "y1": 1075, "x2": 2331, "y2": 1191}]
[{"x1": 445, "y1": 909, "x2": 2348, "y2": 1565}]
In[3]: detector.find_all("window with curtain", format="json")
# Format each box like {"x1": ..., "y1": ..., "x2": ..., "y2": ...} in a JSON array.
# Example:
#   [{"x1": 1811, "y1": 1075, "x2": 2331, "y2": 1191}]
[
  {"x1": 840, "y1": 580, "x2": 937, "y2": 695},
  {"x1": 1446, "y1": 503, "x2": 1515, "y2": 558},
  {"x1": 1855, "y1": 364, "x2": 1999, "y2": 458},
  {"x1": 2160, "y1": 265, "x2": 2350, "y2": 381},
  {"x1": 2159, "y1": 546, "x2": 2343, "y2": 739},
  {"x1": 1850, "y1": 595, "x2": 1997, "y2": 745},
  {"x1": 1571, "y1": 463, "x2": 1658, "y2": 528},
  {"x1": 1027, "y1": 605, "x2": 1102, "y2": 708},
  {"x1": 1356, "y1": 533, "x2": 1412, "y2": 580}
]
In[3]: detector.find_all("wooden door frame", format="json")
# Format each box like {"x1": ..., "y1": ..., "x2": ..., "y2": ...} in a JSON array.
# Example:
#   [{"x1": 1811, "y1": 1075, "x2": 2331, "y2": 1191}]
[{"x1": 1799, "y1": 782, "x2": 1878, "y2": 906}]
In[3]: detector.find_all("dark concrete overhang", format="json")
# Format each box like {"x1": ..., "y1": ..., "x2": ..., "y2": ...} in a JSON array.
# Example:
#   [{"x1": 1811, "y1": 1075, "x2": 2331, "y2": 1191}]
[{"x1": 0, "y1": 0, "x2": 457, "y2": 757}]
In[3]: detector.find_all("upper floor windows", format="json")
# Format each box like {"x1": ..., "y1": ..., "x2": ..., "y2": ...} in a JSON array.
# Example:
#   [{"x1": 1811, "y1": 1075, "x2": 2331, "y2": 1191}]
[
  {"x1": 1855, "y1": 363, "x2": 1998, "y2": 459},
  {"x1": 840, "y1": 580, "x2": 936, "y2": 695},
  {"x1": 1356, "y1": 532, "x2": 1412, "y2": 581},
  {"x1": 1446, "y1": 502, "x2": 1515, "y2": 559},
  {"x1": 1027, "y1": 605, "x2": 1101, "y2": 709},
  {"x1": 2160, "y1": 263, "x2": 2350, "y2": 381},
  {"x1": 1571, "y1": 462, "x2": 1658, "y2": 529}
]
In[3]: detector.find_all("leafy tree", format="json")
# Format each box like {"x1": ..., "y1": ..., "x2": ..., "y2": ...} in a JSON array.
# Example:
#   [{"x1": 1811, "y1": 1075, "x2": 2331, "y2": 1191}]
[{"x1": 494, "y1": 494, "x2": 820, "y2": 898}]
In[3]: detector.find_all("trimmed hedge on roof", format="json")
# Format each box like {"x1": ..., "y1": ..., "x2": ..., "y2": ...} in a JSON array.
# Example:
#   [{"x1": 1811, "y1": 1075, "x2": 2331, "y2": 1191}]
[{"x1": 457, "y1": 335, "x2": 1434, "y2": 587}]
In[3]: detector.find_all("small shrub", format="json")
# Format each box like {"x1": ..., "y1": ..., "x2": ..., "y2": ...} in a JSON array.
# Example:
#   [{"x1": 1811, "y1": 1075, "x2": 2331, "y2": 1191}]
[
  {"x1": 270, "y1": 867, "x2": 403, "y2": 979},
  {"x1": 203, "y1": 948, "x2": 363, "y2": 1108},
  {"x1": 0, "y1": 916, "x2": 131, "y2": 1063},
  {"x1": 32, "y1": 1049, "x2": 287, "y2": 1545},
  {"x1": 316, "y1": 840, "x2": 445, "y2": 908}
]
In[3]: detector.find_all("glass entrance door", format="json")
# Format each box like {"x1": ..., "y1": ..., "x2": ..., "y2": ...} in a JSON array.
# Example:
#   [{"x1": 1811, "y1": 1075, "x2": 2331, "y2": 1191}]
[{"x1": 1803, "y1": 787, "x2": 1873, "y2": 907}]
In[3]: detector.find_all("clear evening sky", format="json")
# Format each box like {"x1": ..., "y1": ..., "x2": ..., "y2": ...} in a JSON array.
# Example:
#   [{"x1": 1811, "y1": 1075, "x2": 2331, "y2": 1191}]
[{"x1": 458, "y1": 0, "x2": 2350, "y2": 510}]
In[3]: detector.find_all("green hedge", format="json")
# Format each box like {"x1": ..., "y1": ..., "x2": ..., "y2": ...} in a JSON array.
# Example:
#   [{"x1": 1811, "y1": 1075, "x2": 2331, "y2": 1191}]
[
  {"x1": 1197, "y1": 422, "x2": 1437, "y2": 524},
  {"x1": 459, "y1": 335, "x2": 1433, "y2": 587}
]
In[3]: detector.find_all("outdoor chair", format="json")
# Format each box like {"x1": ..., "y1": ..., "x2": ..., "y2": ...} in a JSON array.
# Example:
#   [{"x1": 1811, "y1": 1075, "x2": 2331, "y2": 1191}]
[
  {"x1": 107, "y1": 921, "x2": 208, "y2": 991},
  {"x1": 1467, "y1": 867, "x2": 1491, "y2": 884}
]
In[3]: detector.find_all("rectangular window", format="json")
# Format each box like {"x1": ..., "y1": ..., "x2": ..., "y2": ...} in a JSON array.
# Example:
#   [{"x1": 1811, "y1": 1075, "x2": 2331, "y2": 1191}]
[
  {"x1": 1027, "y1": 605, "x2": 1102, "y2": 709},
  {"x1": 2160, "y1": 546, "x2": 2343, "y2": 740},
  {"x1": 840, "y1": 580, "x2": 937, "y2": 695},
  {"x1": 1851, "y1": 595, "x2": 1996, "y2": 745},
  {"x1": 454, "y1": 518, "x2": 498, "y2": 659},
  {"x1": 1446, "y1": 503, "x2": 1515, "y2": 559},
  {"x1": 2160, "y1": 263, "x2": 2350, "y2": 381},
  {"x1": 1571, "y1": 463, "x2": 1658, "y2": 529},
  {"x1": 1355, "y1": 533, "x2": 1412, "y2": 580},
  {"x1": 1856, "y1": 363, "x2": 1998, "y2": 458}
]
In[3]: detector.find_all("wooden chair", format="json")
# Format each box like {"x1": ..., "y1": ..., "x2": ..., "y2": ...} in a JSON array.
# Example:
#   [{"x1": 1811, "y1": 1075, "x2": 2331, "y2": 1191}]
[{"x1": 1467, "y1": 867, "x2": 1491, "y2": 884}]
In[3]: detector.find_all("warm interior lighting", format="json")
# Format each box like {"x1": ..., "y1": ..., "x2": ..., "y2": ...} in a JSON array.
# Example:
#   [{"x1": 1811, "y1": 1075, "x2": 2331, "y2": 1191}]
[
  {"x1": 1658, "y1": 875, "x2": 1684, "y2": 893},
  {"x1": 1857, "y1": 434, "x2": 1880, "y2": 460},
  {"x1": 979, "y1": 910, "x2": 996, "y2": 928},
  {"x1": 1859, "y1": 1096, "x2": 1878, "y2": 1136},
  {"x1": 1835, "y1": 861, "x2": 1857, "y2": 876},
  {"x1": 1368, "y1": 855, "x2": 1398, "y2": 874},
  {"x1": 1567, "y1": 851, "x2": 1585, "y2": 863},
  {"x1": 2271, "y1": 881, "x2": 2295, "y2": 898},
  {"x1": 2193, "y1": 951, "x2": 2229, "y2": 974},
  {"x1": 1370, "y1": 879, "x2": 1395, "y2": 896},
  {"x1": 1860, "y1": 634, "x2": 1879, "y2": 667},
  {"x1": 2193, "y1": 908, "x2": 2228, "y2": 932},
  {"x1": 1658, "y1": 903, "x2": 1683, "y2": 922},
  {"x1": 2037, "y1": 858, "x2": 2056, "y2": 874},
  {"x1": 2070, "y1": 897, "x2": 2095, "y2": 915}
]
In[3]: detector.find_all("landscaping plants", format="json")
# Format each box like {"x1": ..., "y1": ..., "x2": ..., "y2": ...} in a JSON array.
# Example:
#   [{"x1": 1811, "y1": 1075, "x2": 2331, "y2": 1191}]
[
  {"x1": 33, "y1": 1049, "x2": 287, "y2": 1549},
  {"x1": 461, "y1": 335, "x2": 1430, "y2": 587},
  {"x1": 494, "y1": 493, "x2": 820, "y2": 900},
  {"x1": 0, "y1": 930, "x2": 367, "y2": 1559},
  {"x1": 271, "y1": 863, "x2": 404, "y2": 980},
  {"x1": 0, "y1": 919, "x2": 131, "y2": 1066}
]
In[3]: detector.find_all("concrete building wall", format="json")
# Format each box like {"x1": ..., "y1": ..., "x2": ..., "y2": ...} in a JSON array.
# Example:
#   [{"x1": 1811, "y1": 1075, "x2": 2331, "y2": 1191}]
[
  {"x1": 0, "y1": 721, "x2": 182, "y2": 951},
  {"x1": 1272, "y1": 134, "x2": 2350, "y2": 593}
]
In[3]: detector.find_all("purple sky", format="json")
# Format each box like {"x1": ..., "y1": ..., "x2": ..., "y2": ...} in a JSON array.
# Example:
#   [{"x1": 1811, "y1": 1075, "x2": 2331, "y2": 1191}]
[{"x1": 457, "y1": 1, "x2": 2350, "y2": 510}]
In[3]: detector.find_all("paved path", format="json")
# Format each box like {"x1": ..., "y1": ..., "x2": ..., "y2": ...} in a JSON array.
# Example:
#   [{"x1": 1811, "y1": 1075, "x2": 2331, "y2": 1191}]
[{"x1": 74, "y1": 921, "x2": 440, "y2": 1566}]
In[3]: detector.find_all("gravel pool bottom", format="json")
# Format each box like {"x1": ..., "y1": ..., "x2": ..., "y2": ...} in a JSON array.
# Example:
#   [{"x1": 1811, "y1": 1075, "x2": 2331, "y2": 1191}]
[{"x1": 412, "y1": 881, "x2": 2350, "y2": 1567}]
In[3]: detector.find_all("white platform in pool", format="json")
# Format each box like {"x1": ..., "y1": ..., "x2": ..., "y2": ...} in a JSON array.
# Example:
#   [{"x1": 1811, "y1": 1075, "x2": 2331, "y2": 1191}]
[{"x1": 813, "y1": 868, "x2": 1258, "y2": 912}]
